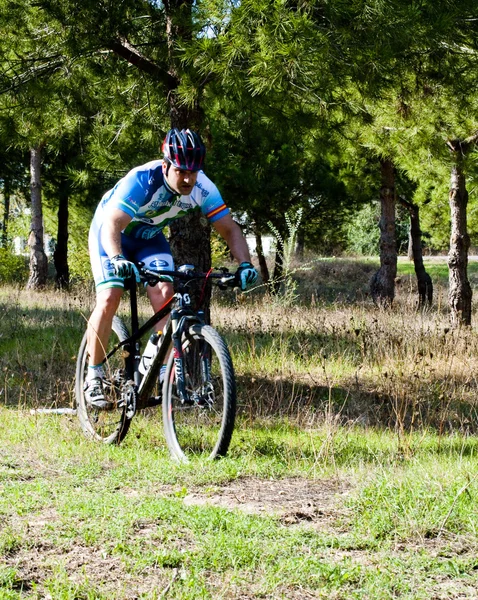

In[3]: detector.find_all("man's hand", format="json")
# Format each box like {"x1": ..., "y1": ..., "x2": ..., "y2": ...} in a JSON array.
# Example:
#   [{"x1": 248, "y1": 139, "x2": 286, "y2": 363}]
[
  {"x1": 110, "y1": 254, "x2": 140, "y2": 282},
  {"x1": 235, "y1": 262, "x2": 258, "y2": 291}
]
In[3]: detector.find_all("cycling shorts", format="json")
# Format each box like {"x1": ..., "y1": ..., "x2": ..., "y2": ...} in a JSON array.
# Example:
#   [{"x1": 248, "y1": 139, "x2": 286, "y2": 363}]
[{"x1": 89, "y1": 226, "x2": 174, "y2": 293}]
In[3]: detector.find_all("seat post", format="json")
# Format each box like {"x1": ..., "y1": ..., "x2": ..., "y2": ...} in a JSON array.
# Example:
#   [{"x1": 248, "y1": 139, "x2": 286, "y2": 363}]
[
  {"x1": 128, "y1": 279, "x2": 139, "y2": 335},
  {"x1": 125, "y1": 278, "x2": 141, "y2": 385}
]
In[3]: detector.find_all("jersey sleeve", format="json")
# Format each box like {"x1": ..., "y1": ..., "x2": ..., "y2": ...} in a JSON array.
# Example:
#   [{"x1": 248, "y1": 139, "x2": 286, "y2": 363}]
[
  {"x1": 200, "y1": 181, "x2": 230, "y2": 223},
  {"x1": 105, "y1": 169, "x2": 149, "y2": 219}
]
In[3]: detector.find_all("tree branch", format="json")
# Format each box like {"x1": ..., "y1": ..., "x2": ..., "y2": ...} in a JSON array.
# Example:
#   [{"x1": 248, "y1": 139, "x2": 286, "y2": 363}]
[
  {"x1": 108, "y1": 36, "x2": 176, "y2": 89},
  {"x1": 446, "y1": 130, "x2": 478, "y2": 154}
]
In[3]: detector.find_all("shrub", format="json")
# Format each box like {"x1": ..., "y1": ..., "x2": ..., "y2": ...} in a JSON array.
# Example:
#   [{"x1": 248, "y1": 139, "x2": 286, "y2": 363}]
[
  {"x1": 345, "y1": 201, "x2": 410, "y2": 256},
  {"x1": 346, "y1": 203, "x2": 380, "y2": 256},
  {"x1": 0, "y1": 248, "x2": 28, "y2": 284},
  {"x1": 68, "y1": 237, "x2": 92, "y2": 283}
]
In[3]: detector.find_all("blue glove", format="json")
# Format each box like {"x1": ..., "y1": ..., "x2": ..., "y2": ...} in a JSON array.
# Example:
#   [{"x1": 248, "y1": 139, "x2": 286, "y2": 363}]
[
  {"x1": 235, "y1": 262, "x2": 258, "y2": 291},
  {"x1": 110, "y1": 254, "x2": 141, "y2": 282}
]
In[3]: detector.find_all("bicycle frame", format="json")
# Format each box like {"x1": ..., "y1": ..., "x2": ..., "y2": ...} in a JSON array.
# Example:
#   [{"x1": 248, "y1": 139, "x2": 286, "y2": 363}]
[{"x1": 103, "y1": 272, "x2": 208, "y2": 413}]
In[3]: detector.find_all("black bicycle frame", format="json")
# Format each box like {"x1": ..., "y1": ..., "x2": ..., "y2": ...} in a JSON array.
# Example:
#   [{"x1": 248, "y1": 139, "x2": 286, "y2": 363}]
[{"x1": 102, "y1": 275, "x2": 206, "y2": 411}]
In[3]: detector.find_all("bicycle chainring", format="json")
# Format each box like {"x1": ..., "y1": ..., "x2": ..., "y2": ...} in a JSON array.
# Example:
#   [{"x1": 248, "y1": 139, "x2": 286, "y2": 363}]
[{"x1": 121, "y1": 382, "x2": 138, "y2": 420}]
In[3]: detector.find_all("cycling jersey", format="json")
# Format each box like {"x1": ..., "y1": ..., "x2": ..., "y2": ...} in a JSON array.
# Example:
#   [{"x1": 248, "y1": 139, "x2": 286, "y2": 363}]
[
  {"x1": 90, "y1": 160, "x2": 229, "y2": 241},
  {"x1": 89, "y1": 160, "x2": 230, "y2": 291}
]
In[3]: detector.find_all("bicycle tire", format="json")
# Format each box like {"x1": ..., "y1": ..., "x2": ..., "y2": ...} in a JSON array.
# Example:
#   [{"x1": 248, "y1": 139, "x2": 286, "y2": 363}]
[
  {"x1": 162, "y1": 324, "x2": 236, "y2": 461},
  {"x1": 75, "y1": 316, "x2": 132, "y2": 444}
]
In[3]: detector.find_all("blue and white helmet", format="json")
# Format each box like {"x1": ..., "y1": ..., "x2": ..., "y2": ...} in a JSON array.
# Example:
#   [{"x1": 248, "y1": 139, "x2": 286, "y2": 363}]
[{"x1": 162, "y1": 128, "x2": 206, "y2": 172}]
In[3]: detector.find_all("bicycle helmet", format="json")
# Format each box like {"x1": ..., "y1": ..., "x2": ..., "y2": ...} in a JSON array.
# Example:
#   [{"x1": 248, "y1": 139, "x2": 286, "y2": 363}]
[{"x1": 162, "y1": 128, "x2": 206, "y2": 172}]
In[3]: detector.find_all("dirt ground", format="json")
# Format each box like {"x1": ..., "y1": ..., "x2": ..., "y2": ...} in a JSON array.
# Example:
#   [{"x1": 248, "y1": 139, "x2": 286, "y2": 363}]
[
  {"x1": 3, "y1": 476, "x2": 478, "y2": 599},
  {"x1": 182, "y1": 476, "x2": 351, "y2": 528}
]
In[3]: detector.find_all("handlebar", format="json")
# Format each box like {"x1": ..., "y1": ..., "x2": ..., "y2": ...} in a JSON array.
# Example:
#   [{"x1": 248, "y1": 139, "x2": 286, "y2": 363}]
[{"x1": 138, "y1": 264, "x2": 237, "y2": 290}]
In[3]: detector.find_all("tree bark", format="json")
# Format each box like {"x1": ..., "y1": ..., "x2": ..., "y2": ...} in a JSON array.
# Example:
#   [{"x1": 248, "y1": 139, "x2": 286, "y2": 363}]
[
  {"x1": 370, "y1": 158, "x2": 397, "y2": 306},
  {"x1": 53, "y1": 175, "x2": 70, "y2": 289},
  {"x1": 407, "y1": 229, "x2": 414, "y2": 261},
  {"x1": 398, "y1": 196, "x2": 433, "y2": 307},
  {"x1": 2, "y1": 176, "x2": 11, "y2": 247},
  {"x1": 27, "y1": 145, "x2": 48, "y2": 289},
  {"x1": 295, "y1": 229, "x2": 305, "y2": 260},
  {"x1": 163, "y1": 0, "x2": 211, "y2": 313},
  {"x1": 109, "y1": 37, "x2": 176, "y2": 89},
  {"x1": 255, "y1": 230, "x2": 269, "y2": 284},
  {"x1": 271, "y1": 248, "x2": 283, "y2": 295},
  {"x1": 448, "y1": 162, "x2": 471, "y2": 327}
]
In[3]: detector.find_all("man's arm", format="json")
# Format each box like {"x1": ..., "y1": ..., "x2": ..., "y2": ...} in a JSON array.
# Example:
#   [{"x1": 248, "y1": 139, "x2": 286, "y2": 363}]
[
  {"x1": 212, "y1": 214, "x2": 252, "y2": 264},
  {"x1": 101, "y1": 207, "x2": 132, "y2": 258},
  {"x1": 100, "y1": 207, "x2": 140, "y2": 282}
]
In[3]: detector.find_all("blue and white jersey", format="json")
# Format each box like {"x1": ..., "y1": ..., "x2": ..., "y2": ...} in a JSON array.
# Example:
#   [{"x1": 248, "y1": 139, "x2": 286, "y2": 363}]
[{"x1": 91, "y1": 160, "x2": 230, "y2": 240}]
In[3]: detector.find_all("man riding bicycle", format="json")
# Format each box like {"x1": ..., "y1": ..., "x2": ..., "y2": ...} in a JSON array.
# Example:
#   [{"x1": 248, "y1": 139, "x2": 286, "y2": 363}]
[{"x1": 86, "y1": 128, "x2": 258, "y2": 408}]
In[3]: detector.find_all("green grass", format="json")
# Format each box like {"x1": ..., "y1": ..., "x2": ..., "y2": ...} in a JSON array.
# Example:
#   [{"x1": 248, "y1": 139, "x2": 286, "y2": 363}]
[
  {"x1": 2, "y1": 258, "x2": 478, "y2": 597},
  {"x1": 1, "y1": 410, "x2": 478, "y2": 598}
]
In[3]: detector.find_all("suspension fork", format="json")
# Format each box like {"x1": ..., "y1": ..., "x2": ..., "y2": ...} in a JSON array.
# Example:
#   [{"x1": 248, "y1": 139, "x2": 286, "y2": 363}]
[
  {"x1": 189, "y1": 319, "x2": 210, "y2": 387},
  {"x1": 171, "y1": 309, "x2": 188, "y2": 403},
  {"x1": 171, "y1": 309, "x2": 205, "y2": 404}
]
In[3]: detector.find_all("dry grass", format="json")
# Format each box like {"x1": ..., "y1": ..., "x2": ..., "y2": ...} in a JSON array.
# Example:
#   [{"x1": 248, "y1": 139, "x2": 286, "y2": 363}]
[
  {"x1": 2, "y1": 257, "x2": 478, "y2": 437},
  {"x1": 2, "y1": 259, "x2": 478, "y2": 598},
  {"x1": 212, "y1": 258, "x2": 478, "y2": 435}
]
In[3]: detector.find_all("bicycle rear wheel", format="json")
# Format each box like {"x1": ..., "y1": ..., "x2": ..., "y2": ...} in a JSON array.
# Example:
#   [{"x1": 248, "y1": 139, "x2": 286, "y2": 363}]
[
  {"x1": 75, "y1": 316, "x2": 132, "y2": 444},
  {"x1": 162, "y1": 324, "x2": 236, "y2": 461}
]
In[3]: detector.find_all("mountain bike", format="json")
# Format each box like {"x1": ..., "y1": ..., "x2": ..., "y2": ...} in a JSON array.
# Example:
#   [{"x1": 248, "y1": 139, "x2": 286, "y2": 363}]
[{"x1": 75, "y1": 264, "x2": 237, "y2": 461}]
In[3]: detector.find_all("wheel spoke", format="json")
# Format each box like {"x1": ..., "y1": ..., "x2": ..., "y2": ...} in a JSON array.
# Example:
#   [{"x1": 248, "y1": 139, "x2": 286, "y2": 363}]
[
  {"x1": 162, "y1": 325, "x2": 236, "y2": 461},
  {"x1": 76, "y1": 317, "x2": 131, "y2": 444}
]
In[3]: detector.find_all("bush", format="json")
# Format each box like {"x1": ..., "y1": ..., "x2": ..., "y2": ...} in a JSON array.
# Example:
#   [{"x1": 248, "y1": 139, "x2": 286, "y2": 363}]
[
  {"x1": 0, "y1": 248, "x2": 28, "y2": 284},
  {"x1": 345, "y1": 201, "x2": 410, "y2": 256},
  {"x1": 346, "y1": 203, "x2": 380, "y2": 256},
  {"x1": 68, "y1": 237, "x2": 92, "y2": 283}
]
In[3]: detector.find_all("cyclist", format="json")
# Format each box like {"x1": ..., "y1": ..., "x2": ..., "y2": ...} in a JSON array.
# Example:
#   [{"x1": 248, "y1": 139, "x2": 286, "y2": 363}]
[{"x1": 85, "y1": 128, "x2": 258, "y2": 408}]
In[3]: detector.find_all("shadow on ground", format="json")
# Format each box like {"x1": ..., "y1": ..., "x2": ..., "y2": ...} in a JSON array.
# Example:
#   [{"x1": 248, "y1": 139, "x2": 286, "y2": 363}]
[{"x1": 236, "y1": 375, "x2": 478, "y2": 434}]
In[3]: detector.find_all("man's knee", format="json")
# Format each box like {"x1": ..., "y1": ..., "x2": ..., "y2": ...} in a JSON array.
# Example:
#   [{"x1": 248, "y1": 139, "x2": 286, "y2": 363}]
[
  {"x1": 148, "y1": 282, "x2": 173, "y2": 311},
  {"x1": 94, "y1": 288, "x2": 123, "y2": 315}
]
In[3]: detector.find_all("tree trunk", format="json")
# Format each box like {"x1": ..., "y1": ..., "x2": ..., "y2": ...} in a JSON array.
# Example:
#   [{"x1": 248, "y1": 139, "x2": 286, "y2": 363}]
[
  {"x1": 370, "y1": 158, "x2": 397, "y2": 306},
  {"x1": 27, "y1": 145, "x2": 48, "y2": 289},
  {"x1": 53, "y1": 175, "x2": 70, "y2": 289},
  {"x1": 164, "y1": 0, "x2": 210, "y2": 313},
  {"x1": 169, "y1": 211, "x2": 211, "y2": 319},
  {"x1": 255, "y1": 230, "x2": 269, "y2": 284},
  {"x1": 407, "y1": 229, "x2": 413, "y2": 261},
  {"x1": 398, "y1": 196, "x2": 433, "y2": 307},
  {"x1": 109, "y1": 3, "x2": 211, "y2": 310},
  {"x1": 2, "y1": 176, "x2": 11, "y2": 247},
  {"x1": 295, "y1": 229, "x2": 305, "y2": 260},
  {"x1": 271, "y1": 248, "x2": 283, "y2": 295},
  {"x1": 448, "y1": 162, "x2": 471, "y2": 327}
]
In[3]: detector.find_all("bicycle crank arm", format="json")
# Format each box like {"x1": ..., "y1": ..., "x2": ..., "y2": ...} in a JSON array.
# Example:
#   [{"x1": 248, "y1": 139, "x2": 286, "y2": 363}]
[{"x1": 145, "y1": 395, "x2": 162, "y2": 408}]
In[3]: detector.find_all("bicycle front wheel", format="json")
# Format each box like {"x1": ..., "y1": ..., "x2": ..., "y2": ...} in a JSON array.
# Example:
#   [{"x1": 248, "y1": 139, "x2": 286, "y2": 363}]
[
  {"x1": 75, "y1": 316, "x2": 132, "y2": 444},
  {"x1": 162, "y1": 324, "x2": 236, "y2": 461}
]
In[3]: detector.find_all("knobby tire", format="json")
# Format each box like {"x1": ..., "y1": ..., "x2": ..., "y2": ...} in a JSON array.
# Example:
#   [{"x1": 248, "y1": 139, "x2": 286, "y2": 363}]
[
  {"x1": 75, "y1": 316, "x2": 132, "y2": 444},
  {"x1": 162, "y1": 324, "x2": 236, "y2": 461}
]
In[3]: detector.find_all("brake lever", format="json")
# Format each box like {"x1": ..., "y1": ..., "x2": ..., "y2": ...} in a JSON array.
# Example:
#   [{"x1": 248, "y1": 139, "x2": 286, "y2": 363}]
[{"x1": 217, "y1": 275, "x2": 237, "y2": 290}]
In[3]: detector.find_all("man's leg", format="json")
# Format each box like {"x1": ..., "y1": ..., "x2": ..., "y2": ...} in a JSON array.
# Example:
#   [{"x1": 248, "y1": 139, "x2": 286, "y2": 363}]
[
  {"x1": 146, "y1": 281, "x2": 174, "y2": 332},
  {"x1": 84, "y1": 287, "x2": 123, "y2": 408},
  {"x1": 145, "y1": 282, "x2": 173, "y2": 384},
  {"x1": 133, "y1": 231, "x2": 174, "y2": 382},
  {"x1": 87, "y1": 287, "x2": 124, "y2": 366}
]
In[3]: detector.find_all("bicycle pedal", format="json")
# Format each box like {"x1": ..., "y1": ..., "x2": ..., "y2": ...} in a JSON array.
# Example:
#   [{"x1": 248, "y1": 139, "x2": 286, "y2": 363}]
[{"x1": 146, "y1": 396, "x2": 162, "y2": 407}]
